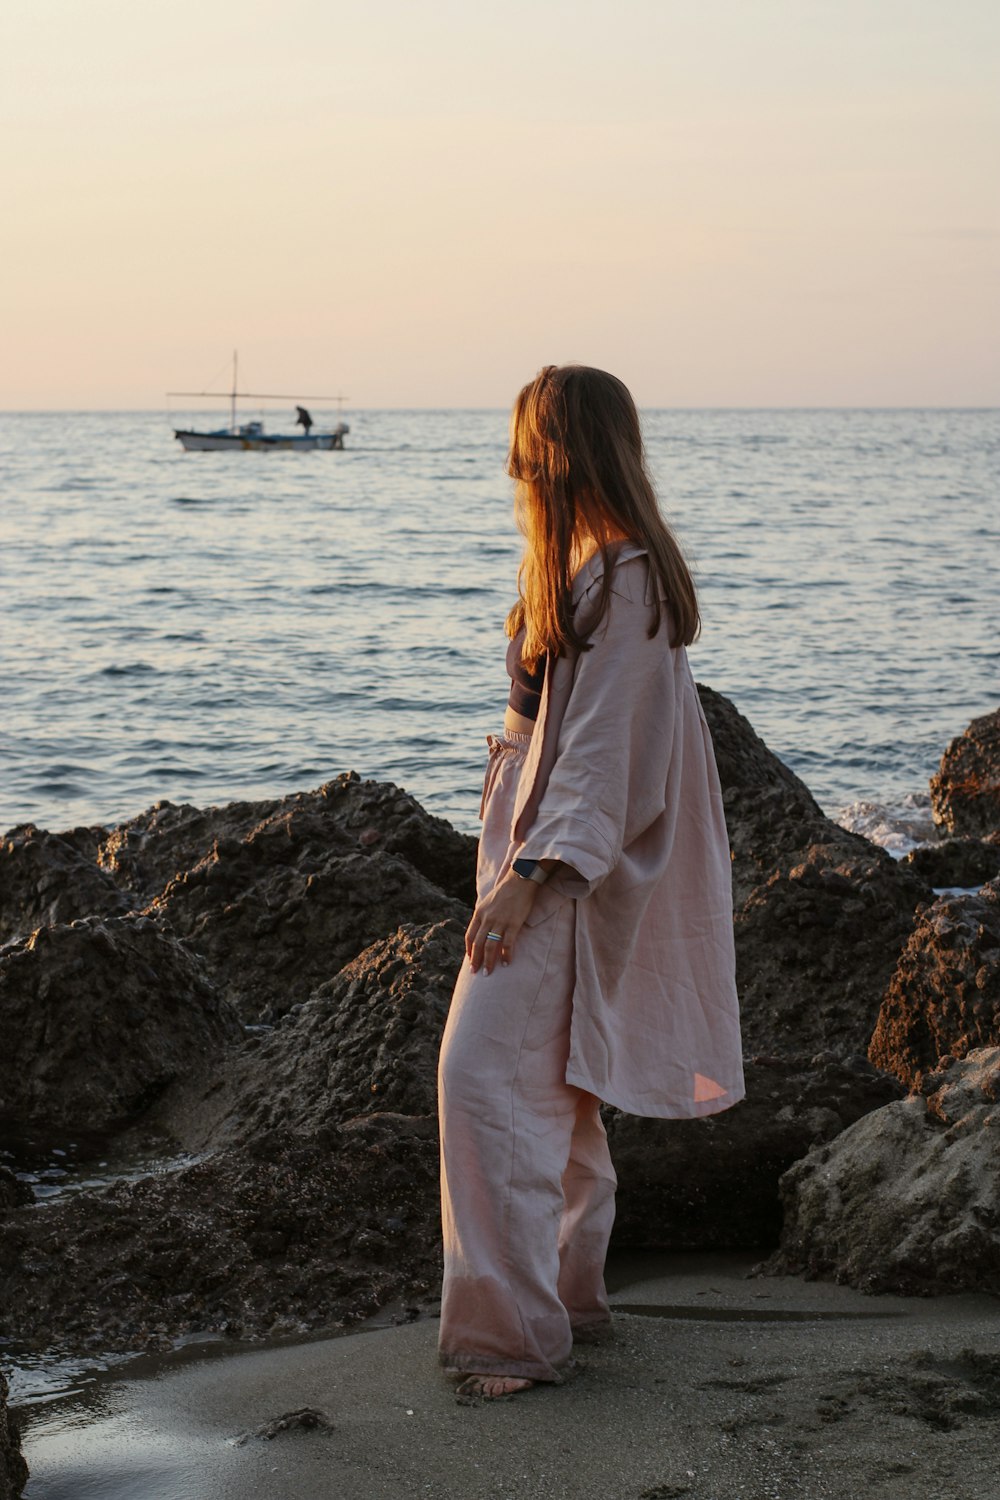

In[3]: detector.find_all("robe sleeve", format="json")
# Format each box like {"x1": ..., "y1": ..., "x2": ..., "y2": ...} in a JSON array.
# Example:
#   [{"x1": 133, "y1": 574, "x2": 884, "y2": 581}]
[{"x1": 515, "y1": 568, "x2": 674, "y2": 900}]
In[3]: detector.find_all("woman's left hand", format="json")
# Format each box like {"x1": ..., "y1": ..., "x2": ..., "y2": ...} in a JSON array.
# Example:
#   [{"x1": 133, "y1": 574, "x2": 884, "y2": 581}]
[{"x1": 466, "y1": 871, "x2": 539, "y2": 974}]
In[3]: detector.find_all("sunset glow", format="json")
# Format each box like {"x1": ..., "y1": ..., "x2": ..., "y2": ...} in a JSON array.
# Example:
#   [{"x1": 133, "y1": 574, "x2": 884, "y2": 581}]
[{"x1": 2, "y1": 0, "x2": 998, "y2": 408}]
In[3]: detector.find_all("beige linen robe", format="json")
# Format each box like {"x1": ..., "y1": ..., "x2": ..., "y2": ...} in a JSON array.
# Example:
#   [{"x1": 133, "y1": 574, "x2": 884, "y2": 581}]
[{"x1": 510, "y1": 542, "x2": 745, "y2": 1120}]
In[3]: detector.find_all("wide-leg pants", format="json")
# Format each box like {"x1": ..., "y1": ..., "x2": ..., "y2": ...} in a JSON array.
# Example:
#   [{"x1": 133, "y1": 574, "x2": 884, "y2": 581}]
[{"x1": 437, "y1": 731, "x2": 618, "y2": 1382}]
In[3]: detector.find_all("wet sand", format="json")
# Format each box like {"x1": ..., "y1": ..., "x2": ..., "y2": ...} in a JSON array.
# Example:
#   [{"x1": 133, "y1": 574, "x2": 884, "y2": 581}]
[{"x1": 18, "y1": 1253, "x2": 1000, "y2": 1500}]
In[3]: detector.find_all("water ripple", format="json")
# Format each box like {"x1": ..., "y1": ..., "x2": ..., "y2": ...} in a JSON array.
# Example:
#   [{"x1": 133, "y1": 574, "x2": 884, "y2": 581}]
[{"x1": 1, "y1": 407, "x2": 997, "y2": 835}]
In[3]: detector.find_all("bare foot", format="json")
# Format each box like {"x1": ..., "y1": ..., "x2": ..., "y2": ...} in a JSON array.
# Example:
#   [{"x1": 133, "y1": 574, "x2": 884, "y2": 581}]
[{"x1": 455, "y1": 1375, "x2": 534, "y2": 1401}]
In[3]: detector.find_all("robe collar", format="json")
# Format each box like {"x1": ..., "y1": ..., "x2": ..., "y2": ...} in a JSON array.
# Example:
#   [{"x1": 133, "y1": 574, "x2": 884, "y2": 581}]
[{"x1": 571, "y1": 539, "x2": 648, "y2": 605}]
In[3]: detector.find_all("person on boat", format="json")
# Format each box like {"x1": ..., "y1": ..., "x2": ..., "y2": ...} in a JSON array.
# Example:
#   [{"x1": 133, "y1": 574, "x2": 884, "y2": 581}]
[
  {"x1": 437, "y1": 364, "x2": 745, "y2": 1401},
  {"x1": 295, "y1": 405, "x2": 314, "y2": 434}
]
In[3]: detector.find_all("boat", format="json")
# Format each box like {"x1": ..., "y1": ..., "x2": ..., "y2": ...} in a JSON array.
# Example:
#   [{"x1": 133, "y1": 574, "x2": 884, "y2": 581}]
[
  {"x1": 169, "y1": 353, "x2": 350, "y2": 452},
  {"x1": 173, "y1": 421, "x2": 350, "y2": 452}
]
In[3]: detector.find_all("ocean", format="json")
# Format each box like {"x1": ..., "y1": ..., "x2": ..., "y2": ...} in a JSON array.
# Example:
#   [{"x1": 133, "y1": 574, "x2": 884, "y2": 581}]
[{"x1": 2, "y1": 407, "x2": 997, "y2": 849}]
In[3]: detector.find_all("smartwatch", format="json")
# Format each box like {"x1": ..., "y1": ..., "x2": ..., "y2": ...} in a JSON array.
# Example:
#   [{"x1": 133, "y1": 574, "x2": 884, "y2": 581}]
[{"x1": 512, "y1": 857, "x2": 549, "y2": 884}]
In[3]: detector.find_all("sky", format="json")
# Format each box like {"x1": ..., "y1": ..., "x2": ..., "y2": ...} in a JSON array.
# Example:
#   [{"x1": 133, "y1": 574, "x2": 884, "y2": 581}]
[{"x1": 1, "y1": 0, "x2": 998, "y2": 409}]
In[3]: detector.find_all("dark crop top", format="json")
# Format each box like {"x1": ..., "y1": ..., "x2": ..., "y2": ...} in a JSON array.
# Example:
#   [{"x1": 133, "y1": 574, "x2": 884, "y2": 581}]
[{"x1": 506, "y1": 632, "x2": 547, "y2": 721}]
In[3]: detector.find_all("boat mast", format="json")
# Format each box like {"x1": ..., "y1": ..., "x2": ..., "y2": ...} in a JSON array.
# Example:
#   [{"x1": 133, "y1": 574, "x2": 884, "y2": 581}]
[{"x1": 231, "y1": 351, "x2": 238, "y2": 431}]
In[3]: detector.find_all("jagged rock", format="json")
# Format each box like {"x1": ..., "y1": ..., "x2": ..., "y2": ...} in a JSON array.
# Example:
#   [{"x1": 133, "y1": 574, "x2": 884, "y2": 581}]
[
  {"x1": 1, "y1": 704, "x2": 978, "y2": 1369},
  {"x1": 149, "y1": 836, "x2": 468, "y2": 1024},
  {"x1": 868, "y1": 880, "x2": 1000, "y2": 1090},
  {"x1": 697, "y1": 686, "x2": 931, "y2": 1056},
  {"x1": 696, "y1": 684, "x2": 830, "y2": 906},
  {"x1": 196, "y1": 920, "x2": 465, "y2": 1151},
  {"x1": 0, "y1": 1115, "x2": 441, "y2": 1357},
  {"x1": 757, "y1": 1048, "x2": 1000, "y2": 1294},
  {"x1": 0, "y1": 1169, "x2": 32, "y2": 1215},
  {"x1": 607, "y1": 1051, "x2": 904, "y2": 1251},
  {"x1": 734, "y1": 845, "x2": 931, "y2": 1056},
  {"x1": 231, "y1": 1406, "x2": 332, "y2": 1445},
  {"x1": 0, "y1": 915, "x2": 241, "y2": 1136},
  {"x1": 0, "y1": 824, "x2": 133, "y2": 947},
  {"x1": 97, "y1": 775, "x2": 477, "y2": 908},
  {"x1": 0, "y1": 1371, "x2": 28, "y2": 1500},
  {"x1": 96, "y1": 796, "x2": 246, "y2": 901},
  {"x1": 900, "y1": 833, "x2": 1000, "y2": 890},
  {"x1": 5, "y1": 778, "x2": 474, "y2": 1028},
  {"x1": 930, "y1": 707, "x2": 1000, "y2": 837}
]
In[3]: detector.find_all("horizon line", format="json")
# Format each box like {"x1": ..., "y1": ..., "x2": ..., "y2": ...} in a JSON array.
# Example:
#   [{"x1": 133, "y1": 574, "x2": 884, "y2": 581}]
[{"x1": 2, "y1": 404, "x2": 997, "y2": 415}]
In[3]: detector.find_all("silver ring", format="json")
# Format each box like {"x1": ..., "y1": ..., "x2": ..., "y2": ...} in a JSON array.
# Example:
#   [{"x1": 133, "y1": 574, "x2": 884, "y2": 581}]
[{"x1": 486, "y1": 931, "x2": 503, "y2": 942}]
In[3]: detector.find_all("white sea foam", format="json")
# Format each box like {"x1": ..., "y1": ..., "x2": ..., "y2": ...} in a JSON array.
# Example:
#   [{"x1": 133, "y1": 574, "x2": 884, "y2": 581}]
[{"x1": 835, "y1": 792, "x2": 938, "y2": 858}]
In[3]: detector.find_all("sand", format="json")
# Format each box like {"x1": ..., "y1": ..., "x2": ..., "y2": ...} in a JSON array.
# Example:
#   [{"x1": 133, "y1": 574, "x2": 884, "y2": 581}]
[{"x1": 18, "y1": 1252, "x2": 1000, "y2": 1500}]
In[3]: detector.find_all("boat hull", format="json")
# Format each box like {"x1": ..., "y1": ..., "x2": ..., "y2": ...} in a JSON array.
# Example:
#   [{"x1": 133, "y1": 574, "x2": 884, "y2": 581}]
[{"x1": 174, "y1": 428, "x2": 348, "y2": 452}]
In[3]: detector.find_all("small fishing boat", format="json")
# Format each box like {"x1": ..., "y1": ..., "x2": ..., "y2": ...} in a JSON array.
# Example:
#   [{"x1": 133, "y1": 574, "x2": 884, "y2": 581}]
[
  {"x1": 169, "y1": 353, "x2": 350, "y2": 452},
  {"x1": 173, "y1": 421, "x2": 350, "y2": 452}
]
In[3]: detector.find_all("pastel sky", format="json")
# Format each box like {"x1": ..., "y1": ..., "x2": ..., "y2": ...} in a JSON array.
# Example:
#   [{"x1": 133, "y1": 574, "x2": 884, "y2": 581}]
[{"x1": 2, "y1": 0, "x2": 998, "y2": 408}]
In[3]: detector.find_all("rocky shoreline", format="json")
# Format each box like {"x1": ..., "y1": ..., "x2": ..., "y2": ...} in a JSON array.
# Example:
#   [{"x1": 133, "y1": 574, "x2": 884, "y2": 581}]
[{"x1": 2, "y1": 694, "x2": 999, "y2": 1498}]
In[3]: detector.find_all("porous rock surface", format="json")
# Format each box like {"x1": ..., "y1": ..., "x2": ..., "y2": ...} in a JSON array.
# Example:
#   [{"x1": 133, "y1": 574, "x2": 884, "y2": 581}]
[
  {"x1": 200, "y1": 919, "x2": 465, "y2": 1151},
  {"x1": 150, "y1": 842, "x2": 467, "y2": 1025},
  {"x1": 1, "y1": 699, "x2": 982, "y2": 1363},
  {"x1": 930, "y1": 707, "x2": 1000, "y2": 837},
  {"x1": 900, "y1": 833, "x2": 1000, "y2": 890},
  {"x1": 868, "y1": 879, "x2": 1000, "y2": 1090},
  {"x1": 758, "y1": 1047, "x2": 1000, "y2": 1294},
  {"x1": 0, "y1": 915, "x2": 241, "y2": 1135},
  {"x1": 0, "y1": 914, "x2": 908, "y2": 1355},
  {"x1": 606, "y1": 1052, "x2": 904, "y2": 1251},
  {"x1": 0, "y1": 824, "x2": 131, "y2": 947},
  {"x1": 0, "y1": 1169, "x2": 33, "y2": 1216},
  {"x1": 3, "y1": 775, "x2": 476, "y2": 1028},
  {"x1": 96, "y1": 774, "x2": 477, "y2": 909},
  {"x1": 131, "y1": 778, "x2": 473, "y2": 1023},
  {"x1": 0, "y1": 1372, "x2": 28, "y2": 1500},
  {"x1": 697, "y1": 685, "x2": 931, "y2": 1056},
  {"x1": 0, "y1": 1114, "x2": 441, "y2": 1355}
]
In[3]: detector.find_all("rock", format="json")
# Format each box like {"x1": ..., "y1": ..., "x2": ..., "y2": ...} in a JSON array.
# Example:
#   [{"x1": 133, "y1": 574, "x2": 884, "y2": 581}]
[
  {"x1": 0, "y1": 1169, "x2": 32, "y2": 1215},
  {"x1": 231, "y1": 1406, "x2": 333, "y2": 1445},
  {"x1": 0, "y1": 1115, "x2": 442, "y2": 1356},
  {"x1": 96, "y1": 797, "x2": 237, "y2": 901},
  {"x1": 696, "y1": 684, "x2": 829, "y2": 906},
  {"x1": 0, "y1": 1371, "x2": 28, "y2": 1500},
  {"x1": 900, "y1": 834, "x2": 1000, "y2": 890},
  {"x1": 5, "y1": 778, "x2": 473, "y2": 1031},
  {"x1": 607, "y1": 1051, "x2": 904, "y2": 1251},
  {"x1": 0, "y1": 917, "x2": 464, "y2": 1355},
  {"x1": 0, "y1": 915, "x2": 241, "y2": 1136},
  {"x1": 868, "y1": 880, "x2": 1000, "y2": 1090},
  {"x1": 734, "y1": 845, "x2": 931, "y2": 1057},
  {"x1": 97, "y1": 775, "x2": 477, "y2": 908},
  {"x1": 0, "y1": 705, "x2": 971, "y2": 1367},
  {"x1": 930, "y1": 707, "x2": 1000, "y2": 836},
  {"x1": 0, "y1": 824, "x2": 133, "y2": 947},
  {"x1": 697, "y1": 686, "x2": 932, "y2": 1056},
  {"x1": 199, "y1": 920, "x2": 464, "y2": 1151},
  {"x1": 757, "y1": 1048, "x2": 1000, "y2": 1294},
  {"x1": 150, "y1": 836, "x2": 468, "y2": 1024}
]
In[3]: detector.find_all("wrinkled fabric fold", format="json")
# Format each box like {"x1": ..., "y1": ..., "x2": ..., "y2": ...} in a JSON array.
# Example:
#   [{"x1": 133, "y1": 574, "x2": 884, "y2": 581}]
[
  {"x1": 511, "y1": 545, "x2": 745, "y2": 1119},
  {"x1": 438, "y1": 546, "x2": 745, "y2": 1382},
  {"x1": 438, "y1": 733, "x2": 616, "y2": 1383}
]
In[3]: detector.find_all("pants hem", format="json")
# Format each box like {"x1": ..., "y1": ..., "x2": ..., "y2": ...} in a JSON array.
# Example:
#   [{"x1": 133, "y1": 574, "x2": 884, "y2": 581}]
[{"x1": 439, "y1": 1351, "x2": 567, "y2": 1384}]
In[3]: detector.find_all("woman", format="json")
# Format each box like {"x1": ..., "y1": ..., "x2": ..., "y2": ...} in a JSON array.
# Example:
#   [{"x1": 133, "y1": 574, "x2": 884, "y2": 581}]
[{"x1": 437, "y1": 365, "x2": 745, "y2": 1399}]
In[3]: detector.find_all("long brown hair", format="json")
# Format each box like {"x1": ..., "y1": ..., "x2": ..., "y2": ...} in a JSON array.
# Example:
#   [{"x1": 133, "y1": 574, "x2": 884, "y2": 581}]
[{"x1": 505, "y1": 364, "x2": 699, "y2": 667}]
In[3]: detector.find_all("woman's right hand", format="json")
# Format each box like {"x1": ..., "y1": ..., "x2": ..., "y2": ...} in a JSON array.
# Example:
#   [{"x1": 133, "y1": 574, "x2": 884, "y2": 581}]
[{"x1": 465, "y1": 870, "x2": 540, "y2": 975}]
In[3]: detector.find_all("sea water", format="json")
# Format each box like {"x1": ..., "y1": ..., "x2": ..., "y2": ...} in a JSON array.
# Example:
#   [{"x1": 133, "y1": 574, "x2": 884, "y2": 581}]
[{"x1": 1, "y1": 407, "x2": 997, "y2": 846}]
